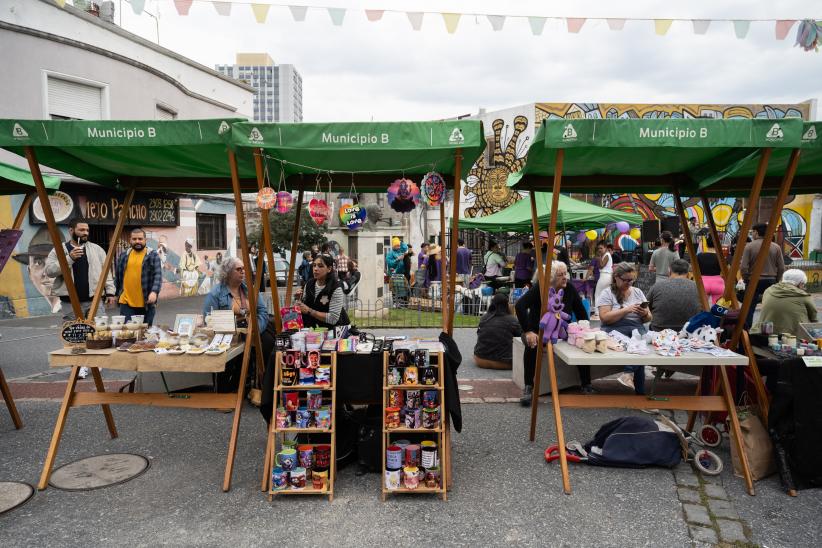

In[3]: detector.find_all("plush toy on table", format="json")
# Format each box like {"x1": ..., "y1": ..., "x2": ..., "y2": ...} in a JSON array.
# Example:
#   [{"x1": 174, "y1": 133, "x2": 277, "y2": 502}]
[
  {"x1": 679, "y1": 303, "x2": 728, "y2": 339},
  {"x1": 539, "y1": 287, "x2": 570, "y2": 344}
]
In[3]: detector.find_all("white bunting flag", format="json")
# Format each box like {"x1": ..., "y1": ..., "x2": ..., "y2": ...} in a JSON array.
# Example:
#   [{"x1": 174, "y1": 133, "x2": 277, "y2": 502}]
[
  {"x1": 289, "y1": 5, "x2": 308, "y2": 22},
  {"x1": 692, "y1": 20, "x2": 711, "y2": 35},
  {"x1": 487, "y1": 15, "x2": 505, "y2": 31},
  {"x1": 606, "y1": 18, "x2": 626, "y2": 31},
  {"x1": 406, "y1": 12, "x2": 424, "y2": 31},
  {"x1": 212, "y1": 1, "x2": 231, "y2": 16}
]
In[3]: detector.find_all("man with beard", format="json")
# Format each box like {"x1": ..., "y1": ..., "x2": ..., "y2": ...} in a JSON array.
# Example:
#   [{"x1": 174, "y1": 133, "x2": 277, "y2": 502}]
[{"x1": 115, "y1": 227, "x2": 162, "y2": 326}]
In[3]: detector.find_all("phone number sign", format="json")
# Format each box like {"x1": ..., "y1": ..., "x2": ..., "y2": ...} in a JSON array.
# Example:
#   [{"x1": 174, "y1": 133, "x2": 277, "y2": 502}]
[{"x1": 32, "y1": 192, "x2": 179, "y2": 227}]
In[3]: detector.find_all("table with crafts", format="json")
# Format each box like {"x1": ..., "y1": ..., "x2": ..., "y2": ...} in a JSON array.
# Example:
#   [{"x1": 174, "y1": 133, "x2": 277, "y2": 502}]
[{"x1": 537, "y1": 341, "x2": 754, "y2": 495}]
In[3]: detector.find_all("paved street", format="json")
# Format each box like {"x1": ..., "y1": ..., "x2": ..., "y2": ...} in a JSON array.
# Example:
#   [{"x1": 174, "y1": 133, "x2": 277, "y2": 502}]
[{"x1": 1, "y1": 295, "x2": 821, "y2": 546}]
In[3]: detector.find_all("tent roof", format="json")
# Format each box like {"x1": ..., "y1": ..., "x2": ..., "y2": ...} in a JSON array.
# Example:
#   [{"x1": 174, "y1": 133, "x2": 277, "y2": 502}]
[
  {"x1": 0, "y1": 160, "x2": 60, "y2": 195},
  {"x1": 509, "y1": 118, "x2": 804, "y2": 194},
  {"x1": 459, "y1": 192, "x2": 643, "y2": 232},
  {"x1": 230, "y1": 120, "x2": 485, "y2": 191},
  {"x1": 0, "y1": 119, "x2": 259, "y2": 192},
  {"x1": 697, "y1": 122, "x2": 822, "y2": 196}
]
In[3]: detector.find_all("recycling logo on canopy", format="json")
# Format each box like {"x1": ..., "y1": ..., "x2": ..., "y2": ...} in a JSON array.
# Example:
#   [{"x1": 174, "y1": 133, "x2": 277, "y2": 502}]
[
  {"x1": 765, "y1": 123, "x2": 784, "y2": 141},
  {"x1": 248, "y1": 127, "x2": 264, "y2": 143},
  {"x1": 218, "y1": 121, "x2": 231, "y2": 135},
  {"x1": 562, "y1": 124, "x2": 577, "y2": 141},
  {"x1": 12, "y1": 123, "x2": 28, "y2": 140},
  {"x1": 803, "y1": 125, "x2": 817, "y2": 142},
  {"x1": 448, "y1": 127, "x2": 464, "y2": 145}
]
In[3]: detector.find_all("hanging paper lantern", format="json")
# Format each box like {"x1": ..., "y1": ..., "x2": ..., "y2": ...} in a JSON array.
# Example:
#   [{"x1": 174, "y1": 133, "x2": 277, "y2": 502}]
[
  {"x1": 256, "y1": 187, "x2": 276, "y2": 210},
  {"x1": 275, "y1": 191, "x2": 294, "y2": 214},
  {"x1": 308, "y1": 198, "x2": 330, "y2": 226},
  {"x1": 629, "y1": 228, "x2": 642, "y2": 240},
  {"x1": 339, "y1": 203, "x2": 367, "y2": 231},
  {"x1": 616, "y1": 221, "x2": 630, "y2": 233},
  {"x1": 420, "y1": 172, "x2": 446, "y2": 206},
  {"x1": 585, "y1": 230, "x2": 598, "y2": 241},
  {"x1": 387, "y1": 178, "x2": 420, "y2": 213}
]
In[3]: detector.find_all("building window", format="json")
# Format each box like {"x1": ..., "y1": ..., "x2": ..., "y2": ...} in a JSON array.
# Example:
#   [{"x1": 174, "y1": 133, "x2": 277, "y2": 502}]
[
  {"x1": 46, "y1": 74, "x2": 106, "y2": 120},
  {"x1": 196, "y1": 213, "x2": 227, "y2": 250}
]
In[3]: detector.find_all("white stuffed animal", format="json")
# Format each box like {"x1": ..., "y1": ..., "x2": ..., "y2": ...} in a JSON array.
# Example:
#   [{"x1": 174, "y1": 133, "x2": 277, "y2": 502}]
[{"x1": 691, "y1": 325, "x2": 723, "y2": 345}]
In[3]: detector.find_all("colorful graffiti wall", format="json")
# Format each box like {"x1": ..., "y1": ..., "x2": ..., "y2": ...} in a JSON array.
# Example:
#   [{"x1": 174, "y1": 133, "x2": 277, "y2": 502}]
[
  {"x1": 465, "y1": 101, "x2": 816, "y2": 256},
  {"x1": 0, "y1": 192, "x2": 239, "y2": 319}
]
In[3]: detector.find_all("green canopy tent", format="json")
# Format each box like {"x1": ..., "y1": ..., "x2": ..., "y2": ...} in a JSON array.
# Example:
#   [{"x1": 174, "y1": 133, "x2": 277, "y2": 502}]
[
  {"x1": 458, "y1": 191, "x2": 642, "y2": 232},
  {"x1": 0, "y1": 160, "x2": 60, "y2": 194},
  {"x1": 507, "y1": 117, "x2": 804, "y2": 497},
  {"x1": 0, "y1": 118, "x2": 268, "y2": 494}
]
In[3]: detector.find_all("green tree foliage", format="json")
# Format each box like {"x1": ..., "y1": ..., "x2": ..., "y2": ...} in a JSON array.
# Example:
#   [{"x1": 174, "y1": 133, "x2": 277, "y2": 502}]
[{"x1": 249, "y1": 207, "x2": 328, "y2": 253}]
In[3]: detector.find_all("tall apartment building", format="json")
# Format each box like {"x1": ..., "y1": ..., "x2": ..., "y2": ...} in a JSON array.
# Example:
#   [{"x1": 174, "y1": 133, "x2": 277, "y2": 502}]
[{"x1": 215, "y1": 53, "x2": 303, "y2": 122}]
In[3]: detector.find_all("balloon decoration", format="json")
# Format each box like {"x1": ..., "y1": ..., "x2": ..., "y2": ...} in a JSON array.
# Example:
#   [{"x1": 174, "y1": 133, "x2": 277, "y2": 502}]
[
  {"x1": 420, "y1": 172, "x2": 446, "y2": 206},
  {"x1": 339, "y1": 203, "x2": 367, "y2": 231},
  {"x1": 616, "y1": 221, "x2": 630, "y2": 233},
  {"x1": 275, "y1": 191, "x2": 293, "y2": 214},
  {"x1": 629, "y1": 228, "x2": 642, "y2": 240},
  {"x1": 576, "y1": 232, "x2": 588, "y2": 244},
  {"x1": 308, "y1": 198, "x2": 330, "y2": 226},
  {"x1": 585, "y1": 229, "x2": 598, "y2": 241},
  {"x1": 387, "y1": 178, "x2": 420, "y2": 213},
  {"x1": 712, "y1": 204, "x2": 733, "y2": 228},
  {"x1": 256, "y1": 187, "x2": 276, "y2": 210}
]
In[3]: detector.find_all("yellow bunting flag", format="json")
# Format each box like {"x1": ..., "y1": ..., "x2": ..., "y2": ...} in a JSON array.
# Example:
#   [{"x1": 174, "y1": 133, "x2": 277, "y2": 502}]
[
  {"x1": 365, "y1": 10, "x2": 384, "y2": 22},
  {"x1": 442, "y1": 13, "x2": 461, "y2": 34},
  {"x1": 53, "y1": 0, "x2": 66, "y2": 6},
  {"x1": 654, "y1": 19, "x2": 673, "y2": 36},
  {"x1": 251, "y1": 3, "x2": 270, "y2": 23},
  {"x1": 173, "y1": 0, "x2": 193, "y2": 16},
  {"x1": 567, "y1": 18, "x2": 586, "y2": 33}
]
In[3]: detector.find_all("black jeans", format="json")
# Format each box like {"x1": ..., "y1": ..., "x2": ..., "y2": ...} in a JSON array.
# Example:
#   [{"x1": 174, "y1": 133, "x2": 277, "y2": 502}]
[
  {"x1": 744, "y1": 278, "x2": 776, "y2": 329},
  {"x1": 523, "y1": 344, "x2": 591, "y2": 389}
]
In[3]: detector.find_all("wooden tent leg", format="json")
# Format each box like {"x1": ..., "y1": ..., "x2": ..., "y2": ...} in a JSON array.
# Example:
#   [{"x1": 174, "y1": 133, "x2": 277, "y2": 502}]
[
  {"x1": 547, "y1": 342, "x2": 571, "y2": 494},
  {"x1": 90, "y1": 367, "x2": 117, "y2": 438},
  {"x1": 741, "y1": 331, "x2": 769, "y2": 422},
  {"x1": 12, "y1": 193, "x2": 34, "y2": 230},
  {"x1": 38, "y1": 367, "x2": 80, "y2": 489},
  {"x1": 0, "y1": 367, "x2": 23, "y2": 429},
  {"x1": 719, "y1": 366, "x2": 755, "y2": 495},
  {"x1": 673, "y1": 187, "x2": 709, "y2": 311}
]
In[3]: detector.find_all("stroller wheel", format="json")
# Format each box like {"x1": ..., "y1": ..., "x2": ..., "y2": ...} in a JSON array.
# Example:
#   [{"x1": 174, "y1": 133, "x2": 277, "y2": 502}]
[
  {"x1": 698, "y1": 424, "x2": 722, "y2": 447},
  {"x1": 694, "y1": 449, "x2": 723, "y2": 476}
]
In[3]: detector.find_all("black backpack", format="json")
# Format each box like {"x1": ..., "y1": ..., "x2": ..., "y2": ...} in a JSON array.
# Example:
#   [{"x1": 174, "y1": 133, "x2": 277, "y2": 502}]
[{"x1": 583, "y1": 416, "x2": 682, "y2": 468}]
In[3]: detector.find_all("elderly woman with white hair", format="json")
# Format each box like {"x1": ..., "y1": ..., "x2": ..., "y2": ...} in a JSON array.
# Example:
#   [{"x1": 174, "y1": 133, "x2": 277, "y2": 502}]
[
  {"x1": 754, "y1": 268, "x2": 818, "y2": 338},
  {"x1": 203, "y1": 256, "x2": 271, "y2": 394}
]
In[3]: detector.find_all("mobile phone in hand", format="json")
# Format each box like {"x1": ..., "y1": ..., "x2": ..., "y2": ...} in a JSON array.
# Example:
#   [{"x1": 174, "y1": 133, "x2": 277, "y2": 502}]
[{"x1": 640, "y1": 301, "x2": 649, "y2": 309}]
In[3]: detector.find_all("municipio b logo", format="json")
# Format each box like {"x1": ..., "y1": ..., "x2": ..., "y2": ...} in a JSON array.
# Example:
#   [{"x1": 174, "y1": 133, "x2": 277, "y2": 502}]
[
  {"x1": 562, "y1": 124, "x2": 578, "y2": 141},
  {"x1": 765, "y1": 123, "x2": 784, "y2": 141}
]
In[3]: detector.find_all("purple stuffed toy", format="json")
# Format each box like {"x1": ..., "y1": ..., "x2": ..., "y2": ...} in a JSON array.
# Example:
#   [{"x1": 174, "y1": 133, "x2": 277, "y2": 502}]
[{"x1": 539, "y1": 287, "x2": 570, "y2": 344}]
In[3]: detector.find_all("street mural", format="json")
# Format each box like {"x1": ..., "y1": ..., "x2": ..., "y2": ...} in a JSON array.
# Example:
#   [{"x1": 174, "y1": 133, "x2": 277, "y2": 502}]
[{"x1": 466, "y1": 102, "x2": 814, "y2": 257}]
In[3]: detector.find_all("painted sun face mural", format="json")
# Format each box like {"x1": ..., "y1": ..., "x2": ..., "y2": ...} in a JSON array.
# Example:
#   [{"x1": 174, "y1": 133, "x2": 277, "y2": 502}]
[{"x1": 463, "y1": 116, "x2": 529, "y2": 218}]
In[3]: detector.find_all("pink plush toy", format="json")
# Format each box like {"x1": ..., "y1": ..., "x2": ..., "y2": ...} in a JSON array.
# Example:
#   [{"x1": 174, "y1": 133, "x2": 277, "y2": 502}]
[{"x1": 539, "y1": 287, "x2": 570, "y2": 344}]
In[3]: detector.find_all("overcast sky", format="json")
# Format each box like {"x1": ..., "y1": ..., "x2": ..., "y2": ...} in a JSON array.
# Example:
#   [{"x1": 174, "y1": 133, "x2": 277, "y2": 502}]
[{"x1": 118, "y1": 0, "x2": 821, "y2": 121}]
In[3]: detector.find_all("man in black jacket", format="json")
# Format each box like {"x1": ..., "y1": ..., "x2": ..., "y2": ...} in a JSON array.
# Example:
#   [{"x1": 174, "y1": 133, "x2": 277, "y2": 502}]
[{"x1": 515, "y1": 260, "x2": 590, "y2": 405}]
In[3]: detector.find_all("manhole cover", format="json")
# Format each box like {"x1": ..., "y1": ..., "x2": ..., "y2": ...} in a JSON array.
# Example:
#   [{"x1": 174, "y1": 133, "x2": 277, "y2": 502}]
[
  {"x1": 0, "y1": 482, "x2": 35, "y2": 515},
  {"x1": 49, "y1": 454, "x2": 149, "y2": 491},
  {"x1": 458, "y1": 385, "x2": 474, "y2": 391}
]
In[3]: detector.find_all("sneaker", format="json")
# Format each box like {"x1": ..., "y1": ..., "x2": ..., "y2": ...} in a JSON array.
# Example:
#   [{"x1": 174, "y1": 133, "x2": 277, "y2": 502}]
[
  {"x1": 78, "y1": 367, "x2": 90, "y2": 380},
  {"x1": 581, "y1": 384, "x2": 596, "y2": 395},
  {"x1": 519, "y1": 385, "x2": 533, "y2": 407},
  {"x1": 616, "y1": 372, "x2": 635, "y2": 391}
]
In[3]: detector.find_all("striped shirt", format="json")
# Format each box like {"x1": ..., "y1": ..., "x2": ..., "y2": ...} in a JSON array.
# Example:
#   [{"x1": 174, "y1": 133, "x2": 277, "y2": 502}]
[{"x1": 306, "y1": 281, "x2": 344, "y2": 325}]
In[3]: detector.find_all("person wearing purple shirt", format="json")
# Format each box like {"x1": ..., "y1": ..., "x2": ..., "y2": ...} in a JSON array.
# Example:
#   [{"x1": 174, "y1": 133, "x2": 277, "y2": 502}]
[
  {"x1": 417, "y1": 242, "x2": 429, "y2": 270},
  {"x1": 456, "y1": 239, "x2": 472, "y2": 276},
  {"x1": 513, "y1": 241, "x2": 535, "y2": 288}
]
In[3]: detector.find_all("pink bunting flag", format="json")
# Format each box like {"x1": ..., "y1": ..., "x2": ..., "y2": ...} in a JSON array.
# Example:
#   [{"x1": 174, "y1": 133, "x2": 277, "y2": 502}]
[
  {"x1": 289, "y1": 5, "x2": 308, "y2": 22},
  {"x1": 654, "y1": 19, "x2": 673, "y2": 36},
  {"x1": 692, "y1": 20, "x2": 711, "y2": 35},
  {"x1": 733, "y1": 20, "x2": 751, "y2": 39},
  {"x1": 131, "y1": 0, "x2": 146, "y2": 15},
  {"x1": 775, "y1": 20, "x2": 797, "y2": 40},
  {"x1": 328, "y1": 8, "x2": 346, "y2": 26},
  {"x1": 566, "y1": 18, "x2": 586, "y2": 33},
  {"x1": 251, "y1": 3, "x2": 270, "y2": 24},
  {"x1": 365, "y1": 10, "x2": 384, "y2": 22},
  {"x1": 406, "y1": 12, "x2": 424, "y2": 31},
  {"x1": 442, "y1": 13, "x2": 461, "y2": 34},
  {"x1": 173, "y1": 0, "x2": 193, "y2": 16},
  {"x1": 487, "y1": 15, "x2": 505, "y2": 31},
  {"x1": 528, "y1": 17, "x2": 547, "y2": 36},
  {"x1": 606, "y1": 18, "x2": 626, "y2": 31},
  {"x1": 212, "y1": 1, "x2": 231, "y2": 16}
]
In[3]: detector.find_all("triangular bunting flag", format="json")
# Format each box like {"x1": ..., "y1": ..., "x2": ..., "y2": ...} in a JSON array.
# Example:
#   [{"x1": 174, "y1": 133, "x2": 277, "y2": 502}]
[
  {"x1": 528, "y1": 17, "x2": 547, "y2": 36},
  {"x1": 567, "y1": 18, "x2": 586, "y2": 33},
  {"x1": 406, "y1": 12, "x2": 424, "y2": 31},
  {"x1": 692, "y1": 20, "x2": 711, "y2": 35},
  {"x1": 251, "y1": 4, "x2": 270, "y2": 24},
  {"x1": 213, "y1": 1, "x2": 231, "y2": 16},
  {"x1": 328, "y1": 8, "x2": 346, "y2": 26},
  {"x1": 654, "y1": 19, "x2": 673, "y2": 36},
  {"x1": 365, "y1": 10, "x2": 384, "y2": 22},
  {"x1": 442, "y1": 13, "x2": 461, "y2": 34},
  {"x1": 289, "y1": 5, "x2": 308, "y2": 22},
  {"x1": 53, "y1": 0, "x2": 66, "y2": 7},
  {"x1": 733, "y1": 20, "x2": 751, "y2": 39},
  {"x1": 488, "y1": 15, "x2": 505, "y2": 31},
  {"x1": 606, "y1": 19, "x2": 626, "y2": 31},
  {"x1": 775, "y1": 20, "x2": 797, "y2": 40},
  {"x1": 173, "y1": 0, "x2": 193, "y2": 16},
  {"x1": 131, "y1": 0, "x2": 146, "y2": 15}
]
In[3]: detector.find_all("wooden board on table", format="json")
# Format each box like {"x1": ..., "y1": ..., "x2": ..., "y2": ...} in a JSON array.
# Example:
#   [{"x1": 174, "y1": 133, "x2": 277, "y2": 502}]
[{"x1": 49, "y1": 344, "x2": 244, "y2": 373}]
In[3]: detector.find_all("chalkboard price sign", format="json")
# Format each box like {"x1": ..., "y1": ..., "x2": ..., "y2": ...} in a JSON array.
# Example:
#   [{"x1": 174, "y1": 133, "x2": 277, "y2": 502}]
[{"x1": 61, "y1": 321, "x2": 96, "y2": 344}]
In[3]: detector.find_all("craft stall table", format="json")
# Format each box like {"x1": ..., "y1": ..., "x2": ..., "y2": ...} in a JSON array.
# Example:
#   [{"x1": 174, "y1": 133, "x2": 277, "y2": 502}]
[
  {"x1": 42, "y1": 343, "x2": 246, "y2": 490},
  {"x1": 542, "y1": 341, "x2": 752, "y2": 494}
]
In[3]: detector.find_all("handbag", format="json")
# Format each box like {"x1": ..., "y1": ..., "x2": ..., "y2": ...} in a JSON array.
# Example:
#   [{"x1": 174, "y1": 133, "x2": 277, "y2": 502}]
[{"x1": 729, "y1": 401, "x2": 776, "y2": 481}]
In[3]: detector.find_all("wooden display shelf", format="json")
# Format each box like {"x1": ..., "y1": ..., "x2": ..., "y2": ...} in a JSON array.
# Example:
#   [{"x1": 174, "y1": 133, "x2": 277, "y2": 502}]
[
  {"x1": 381, "y1": 350, "x2": 448, "y2": 501},
  {"x1": 264, "y1": 351, "x2": 337, "y2": 502}
]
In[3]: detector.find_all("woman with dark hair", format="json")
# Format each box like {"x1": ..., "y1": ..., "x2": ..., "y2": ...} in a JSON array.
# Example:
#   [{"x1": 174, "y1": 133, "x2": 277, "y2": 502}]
[
  {"x1": 295, "y1": 254, "x2": 350, "y2": 329},
  {"x1": 473, "y1": 293, "x2": 522, "y2": 370},
  {"x1": 598, "y1": 262, "x2": 652, "y2": 394},
  {"x1": 697, "y1": 233, "x2": 725, "y2": 305},
  {"x1": 649, "y1": 230, "x2": 679, "y2": 282}
]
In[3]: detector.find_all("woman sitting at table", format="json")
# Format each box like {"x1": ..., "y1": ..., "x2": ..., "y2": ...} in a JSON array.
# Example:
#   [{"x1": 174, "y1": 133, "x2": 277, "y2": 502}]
[
  {"x1": 203, "y1": 257, "x2": 272, "y2": 393},
  {"x1": 598, "y1": 262, "x2": 652, "y2": 395},
  {"x1": 296, "y1": 254, "x2": 350, "y2": 329},
  {"x1": 516, "y1": 260, "x2": 591, "y2": 405},
  {"x1": 754, "y1": 268, "x2": 817, "y2": 339},
  {"x1": 473, "y1": 293, "x2": 523, "y2": 370}
]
